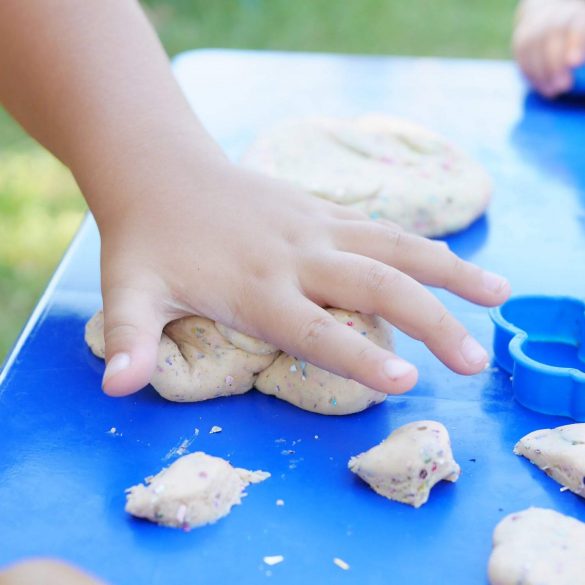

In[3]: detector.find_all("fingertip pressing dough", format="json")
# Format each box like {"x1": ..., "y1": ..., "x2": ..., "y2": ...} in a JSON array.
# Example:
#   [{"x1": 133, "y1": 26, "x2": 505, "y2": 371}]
[
  {"x1": 255, "y1": 309, "x2": 391, "y2": 415},
  {"x1": 488, "y1": 508, "x2": 585, "y2": 585},
  {"x1": 125, "y1": 452, "x2": 270, "y2": 529},
  {"x1": 514, "y1": 423, "x2": 585, "y2": 498},
  {"x1": 348, "y1": 420, "x2": 460, "y2": 508},
  {"x1": 242, "y1": 114, "x2": 491, "y2": 237},
  {"x1": 85, "y1": 311, "x2": 278, "y2": 402},
  {"x1": 85, "y1": 309, "x2": 392, "y2": 414}
]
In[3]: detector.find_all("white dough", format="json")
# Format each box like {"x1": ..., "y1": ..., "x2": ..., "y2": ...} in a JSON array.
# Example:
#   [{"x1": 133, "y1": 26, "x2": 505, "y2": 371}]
[
  {"x1": 255, "y1": 309, "x2": 391, "y2": 415},
  {"x1": 85, "y1": 309, "x2": 392, "y2": 415},
  {"x1": 488, "y1": 508, "x2": 585, "y2": 585},
  {"x1": 125, "y1": 452, "x2": 270, "y2": 529},
  {"x1": 242, "y1": 115, "x2": 491, "y2": 237},
  {"x1": 348, "y1": 420, "x2": 460, "y2": 508},
  {"x1": 514, "y1": 423, "x2": 585, "y2": 498}
]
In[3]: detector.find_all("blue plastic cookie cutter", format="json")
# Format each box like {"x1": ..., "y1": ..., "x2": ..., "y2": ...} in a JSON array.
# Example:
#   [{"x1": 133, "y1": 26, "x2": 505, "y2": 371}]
[{"x1": 490, "y1": 295, "x2": 585, "y2": 420}]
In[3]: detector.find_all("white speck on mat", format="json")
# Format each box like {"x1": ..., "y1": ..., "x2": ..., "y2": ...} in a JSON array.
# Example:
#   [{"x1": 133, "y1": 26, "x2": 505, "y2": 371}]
[
  {"x1": 209, "y1": 425, "x2": 222, "y2": 434},
  {"x1": 333, "y1": 557, "x2": 350, "y2": 570},
  {"x1": 107, "y1": 427, "x2": 117, "y2": 435},
  {"x1": 275, "y1": 499, "x2": 285, "y2": 506},
  {"x1": 314, "y1": 435, "x2": 319, "y2": 440},
  {"x1": 263, "y1": 555, "x2": 284, "y2": 566}
]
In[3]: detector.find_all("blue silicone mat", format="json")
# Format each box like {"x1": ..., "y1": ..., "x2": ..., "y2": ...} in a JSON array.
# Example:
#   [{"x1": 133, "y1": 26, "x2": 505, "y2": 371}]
[{"x1": 1, "y1": 51, "x2": 585, "y2": 585}]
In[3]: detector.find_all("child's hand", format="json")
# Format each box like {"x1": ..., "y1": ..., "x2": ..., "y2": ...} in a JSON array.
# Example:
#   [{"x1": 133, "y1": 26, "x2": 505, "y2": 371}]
[
  {"x1": 96, "y1": 153, "x2": 510, "y2": 397},
  {"x1": 513, "y1": 0, "x2": 585, "y2": 97},
  {"x1": 0, "y1": 0, "x2": 511, "y2": 398}
]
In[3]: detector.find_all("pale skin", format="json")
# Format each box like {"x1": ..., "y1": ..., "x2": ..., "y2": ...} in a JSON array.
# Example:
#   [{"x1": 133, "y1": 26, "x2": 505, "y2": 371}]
[
  {"x1": 0, "y1": 1, "x2": 511, "y2": 399},
  {"x1": 514, "y1": 0, "x2": 585, "y2": 97}
]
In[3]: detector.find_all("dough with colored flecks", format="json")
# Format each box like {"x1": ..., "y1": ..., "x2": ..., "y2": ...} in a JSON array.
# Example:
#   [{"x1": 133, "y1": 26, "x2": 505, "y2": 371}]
[
  {"x1": 242, "y1": 115, "x2": 491, "y2": 237},
  {"x1": 488, "y1": 508, "x2": 585, "y2": 585},
  {"x1": 514, "y1": 423, "x2": 585, "y2": 498},
  {"x1": 348, "y1": 420, "x2": 460, "y2": 508},
  {"x1": 85, "y1": 311, "x2": 278, "y2": 402},
  {"x1": 125, "y1": 452, "x2": 270, "y2": 529},
  {"x1": 85, "y1": 309, "x2": 392, "y2": 414},
  {"x1": 255, "y1": 309, "x2": 391, "y2": 415}
]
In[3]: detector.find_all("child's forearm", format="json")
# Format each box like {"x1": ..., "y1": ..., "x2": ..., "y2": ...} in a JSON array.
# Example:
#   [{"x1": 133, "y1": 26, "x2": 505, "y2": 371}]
[{"x1": 0, "y1": 0, "x2": 225, "y2": 226}]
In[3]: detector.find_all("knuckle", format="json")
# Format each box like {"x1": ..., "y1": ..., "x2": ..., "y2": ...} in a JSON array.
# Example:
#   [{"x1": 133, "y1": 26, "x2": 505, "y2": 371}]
[
  {"x1": 364, "y1": 264, "x2": 399, "y2": 295},
  {"x1": 296, "y1": 315, "x2": 334, "y2": 349}
]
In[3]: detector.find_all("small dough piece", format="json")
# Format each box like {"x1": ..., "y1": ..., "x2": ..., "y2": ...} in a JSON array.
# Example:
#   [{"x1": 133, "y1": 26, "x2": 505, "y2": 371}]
[
  {"x1": 254, "y1": 310, "x2": 390, "y2": 415},
  {"x1": 348, "y1": 420, "x2": 460, "y2": 508},
  {"x1": 242, "y1": 115, "x2": 491, "y2": 237},
  {"x1": 514, "y1": 423, "x2": 585, "y2": 498},
  {"x1": 0, "y1": 559, "x2": 106, "y2": 585},
  {"x1": 85, "y1": 311, "x2": 278, "y2": 402},
  {"x1": 125, "y1": 452, "x2": 270, "y2": 529},
  {"x1": 488, "y1": 508, "x2": 585, "y2": 585}
]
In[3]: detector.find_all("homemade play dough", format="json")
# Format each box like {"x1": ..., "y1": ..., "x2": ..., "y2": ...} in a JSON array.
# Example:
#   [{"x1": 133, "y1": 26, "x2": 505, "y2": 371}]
[
  {"x1": 348, "y1": 420, "x2": 460, "y2": 508},
  {"x1": 85, "y1": 308, "x2": 391, "y2": 414},
  {"x1": 125, "y1": 452, "x2": 270, "y2": 529},
  {"x1": 514, "y1": 423, "x2": 585, "y2": 498},
  {"x1": 488, "y1": 508, "x2": 585, "y2": 585},
  {"x1": 255, "y1": 310, "x2": 390, "y2": 415},
  {"x1": 242, "y1": 115, "x2": 491, "y2": 237}
]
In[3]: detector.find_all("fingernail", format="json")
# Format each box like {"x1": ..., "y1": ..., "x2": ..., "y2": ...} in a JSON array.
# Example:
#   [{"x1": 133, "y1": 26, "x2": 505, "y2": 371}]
[
  {"x1": 482, "y1": 271, "x2": 509, "y2": 294},
  {"x1": 103, "y1": 353, "x2": 130, "y2": 385},
  {"x1": 384, "y1": 358, "x2": 416, "y2": 380},
  {"x1": 461, "y1": 336, "x2": 488, "y2": 366}
]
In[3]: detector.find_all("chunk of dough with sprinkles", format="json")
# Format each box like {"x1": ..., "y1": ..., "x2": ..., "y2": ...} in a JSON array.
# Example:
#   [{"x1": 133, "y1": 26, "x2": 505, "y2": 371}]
[
  {"x1": 242, "y1": 114, "x2": 491, "y2": 237},
  {"x1": 514, "y1": 423, "x2": 585, "y2": 498},
  {"x1": 255, "y1": 309, "x2": 391, "y2": 415},
  {"x1": 488, "y1": 508, "x2": 585, "y2": 585},
  {"x1": 85, "y1": 311, "x2": 278, "y2": 402},
  {"x1": 348, "y1": 421, "x2": 460, "y2": 508},
  {"x1": 125, "y1": 452, "x2": 270, "y2": 529}
]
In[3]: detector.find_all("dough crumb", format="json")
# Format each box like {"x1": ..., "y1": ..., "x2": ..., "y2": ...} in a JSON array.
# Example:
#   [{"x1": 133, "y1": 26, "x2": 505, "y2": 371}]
[
  {"x1": 263, "y1": 555, "x2": 284, "y2": 566},
  {"x1": 488, "y1": 508, "x2": 585, "y2": 585},
  {"x1": 125, "y1": 452, "x2": 269, "y2": 529},
  {"x1": 514, "y1": 423, "x2": 585, "y2": 498},
  {"x1": 275, "y1": 499, "x2": 285, "y2": 506},
  {"x1": 333, "y1": 557, "x2": 350, "y2": 570},
  {"x1": 348, "y1": 420, "x2": 460, "y2": 508},
  {"x1": 209, "y1": 425, "x2": 222, "y2": 434}
]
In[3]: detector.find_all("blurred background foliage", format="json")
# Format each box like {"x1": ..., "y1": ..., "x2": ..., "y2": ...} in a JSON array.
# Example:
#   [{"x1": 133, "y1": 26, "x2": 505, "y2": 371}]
[{"x1": 0, "y1": 0, "x2": 513, "y2": 361}]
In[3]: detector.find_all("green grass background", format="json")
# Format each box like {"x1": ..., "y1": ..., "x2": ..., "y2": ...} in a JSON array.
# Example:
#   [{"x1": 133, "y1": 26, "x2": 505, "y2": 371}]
[{"x1": 0, "y1": 0, "x2": 514, "y2": 362}]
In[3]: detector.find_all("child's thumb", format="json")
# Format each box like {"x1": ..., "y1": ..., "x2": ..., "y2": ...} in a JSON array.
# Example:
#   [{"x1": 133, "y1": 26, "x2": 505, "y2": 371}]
[{"x1": 101, "y1": 287, "x2": 164, "y2": 397}]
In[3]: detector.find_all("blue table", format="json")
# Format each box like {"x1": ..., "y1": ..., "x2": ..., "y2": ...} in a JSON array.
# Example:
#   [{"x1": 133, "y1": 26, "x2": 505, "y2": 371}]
[{"x1": 1, "y1": 51, "x2": 584, "y2": 585}]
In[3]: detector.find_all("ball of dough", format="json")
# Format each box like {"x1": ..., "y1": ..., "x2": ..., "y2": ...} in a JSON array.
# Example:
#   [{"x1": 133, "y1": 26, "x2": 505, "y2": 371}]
[
  {"x1": 488, "y1": 508, "x2": 585, "y2": 585},
  {"x1": 348, "y1": 420, "x2": 460, "y2": 508},
  {"x1": 84, "y1": 311, "x2": 278, "y2": 402},
  {"x1": 242, "y1": 115, "x2": 491, "y2": 237},
  {"x1": 125, "y1": 452, "x2": 270, "y2": 529},
  {"x1": 514, "y1": 423, "x2": 585, "y2": 498},
  {"x1": 254, "y1": 309, "x2": 390, "y2": 415}
]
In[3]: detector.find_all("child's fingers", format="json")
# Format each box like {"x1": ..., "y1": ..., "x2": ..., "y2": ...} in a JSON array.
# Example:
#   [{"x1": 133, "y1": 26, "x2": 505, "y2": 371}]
[
  {"x1": 566, "y1": 15, "x2": 585, "y2": 66},
  {"x1": 101, "y1": 284, "x2": 166, "y2": 397},
  {"x1": 332, "y1": 221, "x2": 511, "y2": 306},
  {"x1": 254, "y1": 294, "x2": 418, "y2": 395},
  {"x1": 303, "y1": 253, "x2": 489, "y2": 375},
  {"x1": 543, "y1": 30, "x2": 573, "y2": 95}
]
